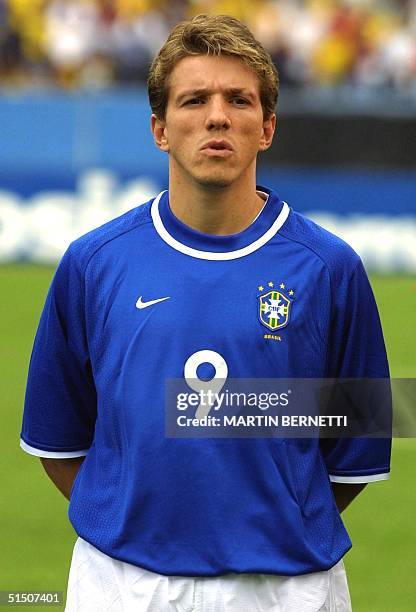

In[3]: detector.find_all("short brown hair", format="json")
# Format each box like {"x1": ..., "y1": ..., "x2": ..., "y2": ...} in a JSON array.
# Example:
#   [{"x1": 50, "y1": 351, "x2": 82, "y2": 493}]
[{"x1": 148, "y1": 14, "x2": 279, "y2": 120}]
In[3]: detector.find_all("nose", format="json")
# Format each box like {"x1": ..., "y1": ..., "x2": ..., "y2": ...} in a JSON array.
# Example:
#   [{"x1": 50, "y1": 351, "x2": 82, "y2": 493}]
[{"x1": 205, "y1": 96, "x2": 231, "y2": 130}]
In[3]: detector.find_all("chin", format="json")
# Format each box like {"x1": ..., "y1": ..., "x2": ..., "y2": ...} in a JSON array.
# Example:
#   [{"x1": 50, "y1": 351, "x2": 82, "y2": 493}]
[{"x1": 194, "y1": 172, "x2": 235, "y2": 190}]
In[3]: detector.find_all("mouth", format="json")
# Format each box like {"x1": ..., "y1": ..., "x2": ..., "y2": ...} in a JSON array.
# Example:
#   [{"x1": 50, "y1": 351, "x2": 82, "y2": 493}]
[{"x1": 200, "y1": 140, "x2": 234, "y2": 157}]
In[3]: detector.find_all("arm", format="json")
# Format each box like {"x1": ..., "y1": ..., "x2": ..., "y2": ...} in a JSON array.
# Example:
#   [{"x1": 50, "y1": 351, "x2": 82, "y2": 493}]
[
  {"x1": 321, "y1": 260, "x2": 391, "y2": 503},
  {"x1": 21, "y1": 246, "x2": 97, "y2": 475},
  {"x1": 331, "y1": 482, "x2": 366, "y2": 513},
  {"x1": 40, "y1": 457, "x2": 85, "y2": 501}
]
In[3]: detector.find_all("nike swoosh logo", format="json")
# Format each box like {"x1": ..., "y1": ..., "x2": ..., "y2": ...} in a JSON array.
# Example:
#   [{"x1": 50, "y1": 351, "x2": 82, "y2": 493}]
[{"x1": 136, "y1": 296, "x2": 171, "y2": 309}]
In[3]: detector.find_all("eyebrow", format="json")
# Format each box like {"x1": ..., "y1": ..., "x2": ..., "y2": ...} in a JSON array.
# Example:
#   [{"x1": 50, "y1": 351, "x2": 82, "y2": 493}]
[{"x1": 175, "y1": 88, "x2": 257, "y2": 104}]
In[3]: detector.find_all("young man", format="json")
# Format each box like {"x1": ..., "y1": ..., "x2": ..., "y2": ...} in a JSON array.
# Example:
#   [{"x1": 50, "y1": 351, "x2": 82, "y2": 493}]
[{"x1": 21, "y1": 14, "x2": 390, "y2": 611}]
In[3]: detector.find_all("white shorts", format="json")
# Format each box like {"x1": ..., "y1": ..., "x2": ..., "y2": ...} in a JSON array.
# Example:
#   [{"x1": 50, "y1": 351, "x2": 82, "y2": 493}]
[{"x1": 65, "y1": 538, "x2": 352, "y2": 612}]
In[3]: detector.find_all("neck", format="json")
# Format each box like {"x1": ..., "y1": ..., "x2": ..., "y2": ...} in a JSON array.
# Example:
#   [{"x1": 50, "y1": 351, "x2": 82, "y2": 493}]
[{"x1": 168, "y1": 166, "x2": 265, "y2": 235}]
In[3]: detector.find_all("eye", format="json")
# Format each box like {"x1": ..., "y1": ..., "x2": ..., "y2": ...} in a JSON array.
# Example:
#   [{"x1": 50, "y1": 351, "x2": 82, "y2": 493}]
[
  {"x1": 184, "y1": 98, "x2": 205, "y2": 106},
  {"x1": 231, "y1": 97, "x2": 249, "y2": 106}
]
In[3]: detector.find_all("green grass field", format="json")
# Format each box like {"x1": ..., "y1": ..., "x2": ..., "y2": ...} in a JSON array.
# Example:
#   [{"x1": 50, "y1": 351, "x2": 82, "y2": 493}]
[{"x1": 0, "y1": 265, "x2": 415, "y2": 611}]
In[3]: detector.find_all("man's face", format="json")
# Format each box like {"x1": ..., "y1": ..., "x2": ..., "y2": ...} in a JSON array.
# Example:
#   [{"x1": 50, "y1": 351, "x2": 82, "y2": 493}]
[{"x1": 152, "y1": 54, "x2": 276, "y2": 189}]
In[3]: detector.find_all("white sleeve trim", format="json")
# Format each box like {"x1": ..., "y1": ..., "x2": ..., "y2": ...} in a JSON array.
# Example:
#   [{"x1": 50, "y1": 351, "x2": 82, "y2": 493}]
[
  {"x1": 329, "y1": 472, "x2": 390, "y2": 484},
  {"x1": 20, "y1": 439, "x2": 89, "y2": 458}
]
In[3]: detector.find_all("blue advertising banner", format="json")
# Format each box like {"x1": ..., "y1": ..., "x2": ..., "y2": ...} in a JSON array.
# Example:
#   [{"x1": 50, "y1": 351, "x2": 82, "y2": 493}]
[{"x1": 0, "y1": 92, "x2": 415, "y2": 267}]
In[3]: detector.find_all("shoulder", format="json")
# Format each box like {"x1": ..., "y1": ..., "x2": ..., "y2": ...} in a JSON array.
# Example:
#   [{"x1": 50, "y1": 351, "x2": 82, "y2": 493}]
[
  {"x1": 64, "y1": 198, "x2": 154, "y2": 275},
  {"x1": 281, "y1": 207, "x2": 362, "y2": 283}
]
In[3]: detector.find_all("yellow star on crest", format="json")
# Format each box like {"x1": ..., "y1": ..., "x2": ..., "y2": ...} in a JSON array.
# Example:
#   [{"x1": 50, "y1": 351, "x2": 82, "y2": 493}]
[
  {"x1": 268, "y1": 281, "x2": 274, "y2": 287},
  {"x1": 258, "y1": 285, "x2": 264, "y2": 292},
  {"x1": 280, "y1": 283, "x2": 285, "y2": 289},
  {"x1": 289, "y1": 289, "x2": 294, "y2": 296}
]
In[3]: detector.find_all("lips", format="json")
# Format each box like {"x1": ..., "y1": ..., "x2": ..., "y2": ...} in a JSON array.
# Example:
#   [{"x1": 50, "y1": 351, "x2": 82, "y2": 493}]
[
  {"x1": 201, "y1": 140, "x2": 234, "y2": 152},
  {"x1": 200, "y1": 140, "x2": 234, "y2": 157}
]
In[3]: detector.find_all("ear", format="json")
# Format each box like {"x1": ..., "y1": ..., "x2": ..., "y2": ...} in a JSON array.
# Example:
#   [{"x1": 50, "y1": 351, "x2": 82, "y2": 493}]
[
  {"x1": 151, "y1": 113, "x2": 169, "y2": 152},
  {"x1": 258, "y1": 114, "x2": 276, "y2": 152}
]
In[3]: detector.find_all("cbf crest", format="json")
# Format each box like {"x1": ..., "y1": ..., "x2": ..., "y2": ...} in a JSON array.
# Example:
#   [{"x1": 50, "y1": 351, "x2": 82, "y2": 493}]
[{"x1": 258, "y1": 282, "x2": 293, "y2": 331}]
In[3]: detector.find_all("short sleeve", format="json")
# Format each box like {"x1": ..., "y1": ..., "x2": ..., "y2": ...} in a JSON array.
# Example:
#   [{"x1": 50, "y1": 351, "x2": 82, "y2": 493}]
[
  {"x1": 20, "y1": 245, "x2": 97, "y2": 458},
  {"x1": 320, "y1": 258, "x2": 391, "y2": 483}
]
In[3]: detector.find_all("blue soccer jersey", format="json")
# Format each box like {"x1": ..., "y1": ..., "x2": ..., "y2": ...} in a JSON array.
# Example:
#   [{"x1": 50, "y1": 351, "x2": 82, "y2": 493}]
[{"x1": 21, "y1": 188, "x2": 391, "y2": 576}]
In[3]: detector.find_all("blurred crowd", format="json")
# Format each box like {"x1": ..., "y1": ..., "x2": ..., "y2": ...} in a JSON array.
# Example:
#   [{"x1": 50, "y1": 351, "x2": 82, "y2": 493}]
[{"x1": 1, "y1": 0, "x2": 416, "y2": 91}]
